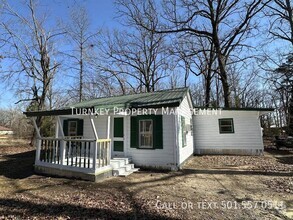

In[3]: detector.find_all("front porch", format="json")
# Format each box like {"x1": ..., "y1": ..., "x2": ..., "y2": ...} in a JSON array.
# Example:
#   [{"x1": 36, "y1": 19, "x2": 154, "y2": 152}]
[
  {"x1": 35, "y1": 137, "x2": 112, "y2": 181},
  {"x1": 32, "y1": 115, "x2": 138, "y2": 182}
]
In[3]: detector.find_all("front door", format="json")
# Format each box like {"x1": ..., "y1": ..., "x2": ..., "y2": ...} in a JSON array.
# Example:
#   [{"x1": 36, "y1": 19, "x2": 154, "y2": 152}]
[{"x1": 112, "y1": 117, "x2": 124, "y2": 157}]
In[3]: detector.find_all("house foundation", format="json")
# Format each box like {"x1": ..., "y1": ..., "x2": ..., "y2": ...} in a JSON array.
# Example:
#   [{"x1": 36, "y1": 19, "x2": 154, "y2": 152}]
[{"x1": 34, "y1": 165, "x2": 113, "y2": 182}]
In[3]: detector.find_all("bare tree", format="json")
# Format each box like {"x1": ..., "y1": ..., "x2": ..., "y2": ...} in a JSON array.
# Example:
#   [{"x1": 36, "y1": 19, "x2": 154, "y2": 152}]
[
  {"x1": 262, "y1": 0, "x2": 293, "y2": 134},
  {"x1": 117, "y1": 0, "x2": 268, "y2": 107},
  {"x1": 0, "y1": 0, "x2": 63, "y2": 129},
  {"x1": 266, "y1": 0, "x2": 293, "y2": 46},
  {"x1": 97, "y1": 26, "x2": 170, "y2": 93},
  {"x1": 63, "y1": 7, "x2": 99, "y2": 102}
]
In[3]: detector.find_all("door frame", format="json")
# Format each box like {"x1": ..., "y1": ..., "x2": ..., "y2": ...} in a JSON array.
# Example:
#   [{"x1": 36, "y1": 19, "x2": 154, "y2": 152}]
[{"x1": 111, "y1": 116, "x2": 125, "y2": 157}]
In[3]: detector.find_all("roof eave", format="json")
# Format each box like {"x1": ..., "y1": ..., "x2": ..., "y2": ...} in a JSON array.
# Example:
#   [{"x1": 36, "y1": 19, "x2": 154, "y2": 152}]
[
  {"x1": 24, "y1": 101, "x2": 182, "y2": 117},
  {"x1": 23, "y1": 108, "x2": 73, "y2": 117}
]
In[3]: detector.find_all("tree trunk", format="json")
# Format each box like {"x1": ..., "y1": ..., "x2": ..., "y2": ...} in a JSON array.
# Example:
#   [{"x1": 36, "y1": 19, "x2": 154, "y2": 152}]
[
  {"x1": 205, "y1": 73, "x2": 211, "y2": 107},
  {"x1": 288, "y1": 93, "x2": 293, "y2": 135},
  {"x1": 217, "y1": 54, "x2": 230, "y2": 107},
  {"x1": 79, "y1": 44, "x2": 83, "y2": 102}
]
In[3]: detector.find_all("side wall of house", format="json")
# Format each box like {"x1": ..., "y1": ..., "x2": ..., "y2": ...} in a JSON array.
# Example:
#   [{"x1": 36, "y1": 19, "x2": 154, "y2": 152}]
[
  {"x1": 193, "y1": 110, "x2": 263, "y2": 155},
  {"x1": 177, "y1": 95, "x2": 194, "y2": 165},
  {"x1": 124, "y1": 114, "x2": 177, "y2": 170}
]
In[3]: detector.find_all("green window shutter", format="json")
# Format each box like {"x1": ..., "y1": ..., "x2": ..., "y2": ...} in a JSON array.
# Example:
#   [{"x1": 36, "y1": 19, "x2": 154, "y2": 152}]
[
  {"x1": 114, "y1": 117, "x2": 124, "y2": 137},
  {"x1": 77, "y1": 119, "x2": 84, "y2": 136},
  {"x1": 63, "y1": 119, "x2": 68, "y2": 136},
  {"x1": 152, "y1": 115, "x2": 163, "y2": 149},
  {"x1": 130, "y1": 116, "x2": 138, "y2": 148}
]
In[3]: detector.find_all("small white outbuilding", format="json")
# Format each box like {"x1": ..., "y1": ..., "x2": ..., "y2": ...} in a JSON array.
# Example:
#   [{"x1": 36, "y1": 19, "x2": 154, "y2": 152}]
[{"x1": 193, "y1": 108, "x2": 273, "y2": 155}]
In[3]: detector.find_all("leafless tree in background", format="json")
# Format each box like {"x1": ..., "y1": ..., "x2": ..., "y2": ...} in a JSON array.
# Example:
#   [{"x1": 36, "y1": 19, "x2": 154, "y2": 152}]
[
  {"x1": 261, "y1": 0, "x2": 293, "y2": 133},
  {"x1": 266, "y1": 0, "x2": 293, "y2": 46},
  {"x1": 97, "y1": 0, "x2": 171, "y2": 93},
  {"x1": 0, "y1": 0, "x2": 63, "y2": 130},
  {"x1": 117, "y1": 0, "x2": 268, "y2": 107},
  {"x1": 64, "y1": 7, "x2": 99, "y2": 102}
]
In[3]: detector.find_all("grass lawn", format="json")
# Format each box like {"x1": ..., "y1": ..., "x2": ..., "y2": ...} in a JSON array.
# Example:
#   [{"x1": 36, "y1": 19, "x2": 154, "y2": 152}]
[{"x1": 0, "y1": 139, "x2": 292, "y2": 219}]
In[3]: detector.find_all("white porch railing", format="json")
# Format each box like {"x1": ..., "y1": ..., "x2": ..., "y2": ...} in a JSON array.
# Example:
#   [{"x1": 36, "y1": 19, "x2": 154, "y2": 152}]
[{"x1": 36, "y1": 137, "x2": 111, "y2": 171}]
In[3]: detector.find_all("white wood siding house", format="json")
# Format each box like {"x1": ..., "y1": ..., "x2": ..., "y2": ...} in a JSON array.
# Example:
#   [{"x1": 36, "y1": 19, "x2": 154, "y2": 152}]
[
  {"x1": 24, "y1": 88, "x2": 195, "y2": 181},
  {"x1": 193, "y1": 109, "x2": 272, "y2": 155},
  {"x1": 24, "y1": 88, "x2": 273, "y2": 181}
]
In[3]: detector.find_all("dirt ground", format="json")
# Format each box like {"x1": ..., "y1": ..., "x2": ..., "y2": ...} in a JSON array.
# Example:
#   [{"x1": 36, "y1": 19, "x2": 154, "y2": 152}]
[{"x1": 0, "y1": 139, "x2": 292, "y2": 219}]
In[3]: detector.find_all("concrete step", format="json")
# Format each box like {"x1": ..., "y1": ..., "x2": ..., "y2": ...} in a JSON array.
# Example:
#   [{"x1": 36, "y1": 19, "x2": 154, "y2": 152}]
[
  {"x1": 112, "y1": 165, "x2": 138, "y2": 176},
  {"x1": 118, "y1": 168, "x2": 140, "y2": 177},
  {"x1": 112, "y1": 157, "x2": 132, "y2": 164},
  {"x1": 110, "y1": 159, "x2": 126, "y2": 168},
  {"x1": 110, "y1": 157, "x2": 138, "y2": 177}
]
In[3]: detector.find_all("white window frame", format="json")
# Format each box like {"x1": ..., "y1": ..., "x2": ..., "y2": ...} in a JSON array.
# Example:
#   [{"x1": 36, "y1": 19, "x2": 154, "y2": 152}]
[
  {"x1": 139, "y1": 119, "x2": 153, "y2": 148},
  {"x1": 68, "y1": 120, "x2": 78, "y2": 136},
  {"x1": 219, "y1": 118, "x2": 234, "y2": 134},
  {"x1": 181, "y1": 116, "x2": 187, "y2": 147}
]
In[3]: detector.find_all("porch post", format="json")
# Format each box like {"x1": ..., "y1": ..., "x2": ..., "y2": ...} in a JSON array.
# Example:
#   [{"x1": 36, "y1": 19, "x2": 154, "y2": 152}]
[
  {"x1": 55, "y1": 117, "x2": 59, "y2": 138},
  {"x1": 107, "y1": 115, "x2": 111, "y2": 161},
  {"x1": 107, "y1": 115, "x2": 111, "y2": 139},
  {"x1": 90, "y1": 116, "x2": 98, "y2": 171},
  {"x1": 57, "y1": 116, "x2": 66, "y2": 165},
  {"x1": 32, "y1": 117, "x2": 41, "y2": 139},
  {"x1": 57, "y1": 116, "x2": 65, "y2": 137},
  {"x1": 32, "y1": 117, "x2": 41, "y2": 162},
  {"x1": 89, "y1": 116, "x2": 98, "y2": 139}
]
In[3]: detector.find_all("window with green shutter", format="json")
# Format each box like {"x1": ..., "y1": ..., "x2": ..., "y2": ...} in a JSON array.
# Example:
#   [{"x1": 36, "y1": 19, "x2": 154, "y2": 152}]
[
  {"x1": 63, "y1": 118, "x2": 83, "y2": 137},
  {"x1": 130, "y1": 115, "x2": 163, "y2": 149},
  {"x1": 139, "y1": 119, "x2": 153, "y2": 148}
]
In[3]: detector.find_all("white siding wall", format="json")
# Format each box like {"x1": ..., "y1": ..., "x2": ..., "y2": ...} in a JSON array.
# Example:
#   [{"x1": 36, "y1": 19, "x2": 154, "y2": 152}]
[
  {"x1": 59, "y1": 116, "x2": 108, "y2": 139},
  {"x1": 124, "y1": 114, "x2": 177, "y2": 169},
  {"x1": 177, "y1": 96, "x2": 194, "y2": 164},
  {"x1": 193, "y1": 110, "x2": 263, "y2": 154}
]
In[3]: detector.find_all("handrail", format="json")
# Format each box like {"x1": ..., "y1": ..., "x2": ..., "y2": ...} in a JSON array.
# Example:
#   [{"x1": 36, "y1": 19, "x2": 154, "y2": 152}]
[
  {"x1": 63, "y1": 138, "x2": 96, "y2": 142},
  {"x1": 37, "y1": 137, "x2": 96, "y2": 142},
  {"x1": 97, "y1": 139, "x2": 111, "y2": 143},
  {"x1": 37, "y1": 137, "x2": 111, "y2": 143}
]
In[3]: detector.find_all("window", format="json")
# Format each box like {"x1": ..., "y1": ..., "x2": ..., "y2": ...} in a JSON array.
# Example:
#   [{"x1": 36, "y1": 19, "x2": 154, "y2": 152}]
[
  {"x1": 181, "y1": 116, "x2": 187, "y2": 147},
  {"x1": 68, "y1": 121, "x2": 78, "y2": 136},
  {"x1": 130, "y1": 115, "x2": 163, "y2": 149},
  {"x1": 219, "y1": 118, "x2": 234, "y2": 134},
  {"x1": 139, "y1": 119, "x2": 153, "y2": 148},
  {"x1": 63, "y1": 119, "x2": 84, "y2": 137}
]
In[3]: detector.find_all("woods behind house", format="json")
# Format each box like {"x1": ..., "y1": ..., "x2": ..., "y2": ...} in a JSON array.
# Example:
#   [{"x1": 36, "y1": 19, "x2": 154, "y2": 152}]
[{"x1": 0, "y1": 0, "x2": 292, "y2": 137}]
